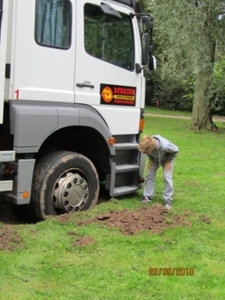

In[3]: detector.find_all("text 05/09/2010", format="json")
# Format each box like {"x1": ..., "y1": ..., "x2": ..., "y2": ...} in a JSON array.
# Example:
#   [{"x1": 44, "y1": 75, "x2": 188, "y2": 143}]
[{"x1": 149, "y1": 268, "x2": 195, "y2": 276}]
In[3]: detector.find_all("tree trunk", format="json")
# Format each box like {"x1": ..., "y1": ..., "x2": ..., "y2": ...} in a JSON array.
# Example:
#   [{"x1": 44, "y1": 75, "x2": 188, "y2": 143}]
[
  {"x1": 191, "y1": 2, "x2": 218, "y2": 130},
  {"x1": 191, "y1": 70, "x2": 217, "y2": 130},
  {"x1": 191, "y1": 12, "x2": 218, "y2": 131}
]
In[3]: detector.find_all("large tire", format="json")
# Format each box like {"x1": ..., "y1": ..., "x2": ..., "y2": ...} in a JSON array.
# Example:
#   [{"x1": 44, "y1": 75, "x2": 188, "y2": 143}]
[{"x1": 29, "y1": 151, "x2": 99, "y2": 221}]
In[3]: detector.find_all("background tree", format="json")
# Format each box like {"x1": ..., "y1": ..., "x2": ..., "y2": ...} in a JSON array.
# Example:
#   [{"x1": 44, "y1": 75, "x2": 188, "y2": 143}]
[{"x1": 141, "y1": 0, "x2": 225, "y2": 130}]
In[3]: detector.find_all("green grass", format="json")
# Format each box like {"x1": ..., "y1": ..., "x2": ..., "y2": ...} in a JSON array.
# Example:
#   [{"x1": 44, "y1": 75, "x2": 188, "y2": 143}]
[
  {"x1": 1, "y1": 115, "x2": 225, "y2": 300},
  {"x1": 144, "y1": 106, "x2": 192, "y2": 117}
]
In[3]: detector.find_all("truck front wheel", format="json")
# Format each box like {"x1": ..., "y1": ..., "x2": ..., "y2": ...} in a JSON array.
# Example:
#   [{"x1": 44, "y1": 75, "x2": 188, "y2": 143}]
[{"x1": 30, "y1": 151, "x2": 99, "y2": 221}]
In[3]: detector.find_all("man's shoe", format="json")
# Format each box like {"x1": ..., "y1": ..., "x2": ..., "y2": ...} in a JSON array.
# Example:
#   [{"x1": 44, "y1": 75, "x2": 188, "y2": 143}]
[
  {"x1": 164, "y1": 202, "x2": 172, "y2": 209},
  {"x1": 141, "y1": 197, "x2": 152, "y2": 203}
]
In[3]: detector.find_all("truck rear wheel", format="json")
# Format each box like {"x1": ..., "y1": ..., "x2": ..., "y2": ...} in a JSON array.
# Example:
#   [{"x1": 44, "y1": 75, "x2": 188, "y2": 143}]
[{"x1": 30, "y1": 151, "x2": 99, "y2": 221}]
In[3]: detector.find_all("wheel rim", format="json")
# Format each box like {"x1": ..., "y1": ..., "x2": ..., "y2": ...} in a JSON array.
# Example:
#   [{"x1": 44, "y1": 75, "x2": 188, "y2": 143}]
[{"x1": 52, "y1": 170, "x2": 89, "y2": 213}]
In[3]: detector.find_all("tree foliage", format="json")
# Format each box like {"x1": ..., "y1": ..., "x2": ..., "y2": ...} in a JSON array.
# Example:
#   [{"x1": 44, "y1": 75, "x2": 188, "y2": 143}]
[
  {"x1": 211, "y1": 57, "x2": 225, "y2": 114},
  {"x1": 141, "y1": 0, "x2": 225, "y2": 130}
]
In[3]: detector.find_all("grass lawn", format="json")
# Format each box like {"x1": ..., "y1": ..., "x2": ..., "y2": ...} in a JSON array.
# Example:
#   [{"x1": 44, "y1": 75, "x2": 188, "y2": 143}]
[
  {"x1": 1, "y1": 114, "x2": 225, "y2": 300},
  {"x1": 144, "y1": 106, "x2": 192, "y2": 117}
]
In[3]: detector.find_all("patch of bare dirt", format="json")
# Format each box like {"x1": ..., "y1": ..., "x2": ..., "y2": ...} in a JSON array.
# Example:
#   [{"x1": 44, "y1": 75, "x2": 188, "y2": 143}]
[
  {"x1": 73, "y1": 236, "x2": 96, "y2": 247},
  {"x1": 0, "y1": 201, "x2": 31, "y2": 252},
  {"x1": 0, "y1": 200, "x2": 207, "y2": 251},
  {"x1": 78, "y1": 205, "x2": 192, "y2": 235},
  {"x1": 199, "y1": 215, "x2": 211, "y2": 224},
  {"x1": 0, "y1": 226, "x2": 24, "y2": 251},
  {"x1": 56, "y1": 212, "x2": 73, "y2": 223}
]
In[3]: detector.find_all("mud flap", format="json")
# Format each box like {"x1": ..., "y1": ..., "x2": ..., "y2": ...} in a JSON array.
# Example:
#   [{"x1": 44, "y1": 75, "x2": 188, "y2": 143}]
[{"x1": 15, "y1": 159, "x2": 35, "y2": 204}]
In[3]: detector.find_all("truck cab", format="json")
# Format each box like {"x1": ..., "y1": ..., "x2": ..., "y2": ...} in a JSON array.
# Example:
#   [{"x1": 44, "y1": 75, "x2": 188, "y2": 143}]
[{"x1": 0, "y1": 0, "x2": 154, "y2": 221}]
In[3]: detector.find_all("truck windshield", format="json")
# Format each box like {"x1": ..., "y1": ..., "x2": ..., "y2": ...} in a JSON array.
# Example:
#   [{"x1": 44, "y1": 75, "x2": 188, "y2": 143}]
[{"x1": 84, "y1": 4, "x2": 134, "y2": 71}]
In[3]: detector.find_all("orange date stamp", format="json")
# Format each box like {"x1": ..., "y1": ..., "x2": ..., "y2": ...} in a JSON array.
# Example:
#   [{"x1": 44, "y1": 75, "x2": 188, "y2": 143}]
[{"x1": 149, "y1": 267, "x2": 195, "y2": 276}]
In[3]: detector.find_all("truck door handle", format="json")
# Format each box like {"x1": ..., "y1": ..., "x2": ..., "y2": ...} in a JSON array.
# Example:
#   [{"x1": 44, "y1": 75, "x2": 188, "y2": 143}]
[{"x1": 76, "y1": 83, "x2": 94, "y2": 89}]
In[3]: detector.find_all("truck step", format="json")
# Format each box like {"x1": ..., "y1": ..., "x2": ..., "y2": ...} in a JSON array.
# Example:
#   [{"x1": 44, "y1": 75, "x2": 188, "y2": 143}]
[
  {"x1": 114, "y1": 143, "x2": 138, "y2": 150},
  {"x1": 112, "y1": 185, "x2": 138, "y2": 197},
  {"x1": 115, "y1": 164, "x2": 139, "y2": 173}
]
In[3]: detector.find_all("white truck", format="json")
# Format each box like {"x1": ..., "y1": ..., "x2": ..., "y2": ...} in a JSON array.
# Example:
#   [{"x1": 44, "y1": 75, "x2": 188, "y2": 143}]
[{"x1": 0, "y1": 0, "x2": 154, "y2": 221}]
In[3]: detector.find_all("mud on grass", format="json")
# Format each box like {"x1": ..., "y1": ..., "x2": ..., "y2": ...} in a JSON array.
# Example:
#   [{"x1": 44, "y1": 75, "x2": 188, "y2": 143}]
[
  {"x1": 76, "y1": 204, "x2": 193, "y2": 235},
  {"x1": 0, "y1": 202, "x2": 28, "y2": 251},
  {"x1": 0, "y1": 201, "x2": 211, "y2": 250}
]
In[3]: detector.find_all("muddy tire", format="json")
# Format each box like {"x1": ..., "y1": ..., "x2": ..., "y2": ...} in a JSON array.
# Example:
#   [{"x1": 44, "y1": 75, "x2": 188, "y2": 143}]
[{"x1": 29, "y1": 151, "x2": 99, "y2": 221}]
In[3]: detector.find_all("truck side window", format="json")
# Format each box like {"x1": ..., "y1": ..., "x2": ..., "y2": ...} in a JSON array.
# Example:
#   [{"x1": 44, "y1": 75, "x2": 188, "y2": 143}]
[
  {"x1": 84, "y1": 4, "x2": 134, "y2": 71},
  {"x1": 35, "y1": 0, "x2": 71, "y2": 48}
]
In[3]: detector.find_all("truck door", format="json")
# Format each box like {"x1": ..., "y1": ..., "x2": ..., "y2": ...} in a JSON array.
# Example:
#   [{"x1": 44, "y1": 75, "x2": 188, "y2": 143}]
[
  {"x1": 9, "y1": 0, "x2": 75, "y2": 104},
  {"x1": 74, "y1": 1, "x2": 144, "y2": 135}
]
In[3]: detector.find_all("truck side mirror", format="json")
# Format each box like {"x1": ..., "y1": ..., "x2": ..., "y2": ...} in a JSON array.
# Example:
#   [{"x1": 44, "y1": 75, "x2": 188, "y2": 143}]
[
  {"x1": 142, "y1": 33, "x2": 149, "y2": 65},
  {"x1": 149, "y1": 55, "x2": 157, "y2": 71},
  {"x1": 141, "y1": 16, "x2": 154, "y2": 33}
]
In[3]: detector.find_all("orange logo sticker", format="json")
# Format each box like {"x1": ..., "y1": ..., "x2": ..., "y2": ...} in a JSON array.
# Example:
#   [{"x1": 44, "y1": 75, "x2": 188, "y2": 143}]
[
  {"x1": 100, "y1": 84, "x2": 136, "y2": 106},
  {"x1": 101, "y1": 87, "x2": 113, "y2": 103}
]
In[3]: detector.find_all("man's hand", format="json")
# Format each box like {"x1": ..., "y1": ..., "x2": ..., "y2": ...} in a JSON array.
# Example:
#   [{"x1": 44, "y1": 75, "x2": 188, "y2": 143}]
[
  {"x1": 148, "y1": 160, "x2": 153, "y2": 170},
  {"x1": 164, "y1": 161, "x2": 172, "y2": 172}
]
